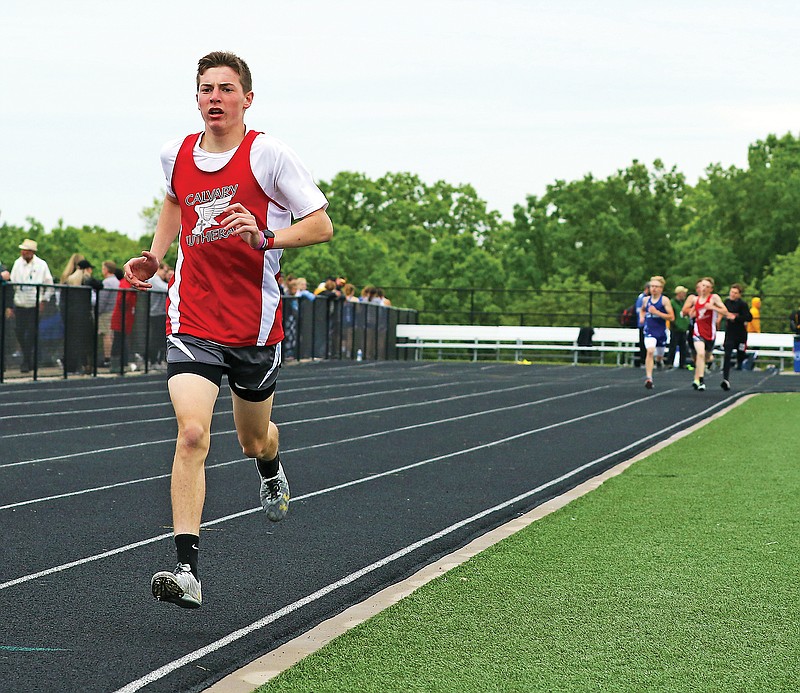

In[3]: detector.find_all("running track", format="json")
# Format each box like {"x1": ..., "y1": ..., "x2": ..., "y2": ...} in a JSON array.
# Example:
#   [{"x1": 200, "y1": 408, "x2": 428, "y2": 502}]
[{"x1": 0, "y1": 361, "x2": 794, "y2": 692}]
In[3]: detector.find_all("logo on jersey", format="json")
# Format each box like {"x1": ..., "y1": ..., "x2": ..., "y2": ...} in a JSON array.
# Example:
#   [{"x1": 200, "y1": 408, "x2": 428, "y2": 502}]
[{"x1": 183, "y1": 184, "x2": 240, "y2": 245}]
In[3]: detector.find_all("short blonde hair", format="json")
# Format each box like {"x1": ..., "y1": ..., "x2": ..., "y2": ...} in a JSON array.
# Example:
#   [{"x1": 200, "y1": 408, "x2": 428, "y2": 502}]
[{"x1": 649, "y1": 275, "x2": 665, "y2": 287}]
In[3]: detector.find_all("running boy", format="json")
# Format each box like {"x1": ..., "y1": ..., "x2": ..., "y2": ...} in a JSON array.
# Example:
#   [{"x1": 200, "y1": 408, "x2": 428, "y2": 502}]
[
  {"x1": 719, "y1": 283, "x2": 751, "y2": 391},
  {"x1": 639, "y1": 275, "x2": 674, "y2": 389},
  {"x1": 124, "y1": 51, "x2": 333, "y2": 609},
  {"x1": 681, "y1": 277, "x2": 730, "y2": 391}
]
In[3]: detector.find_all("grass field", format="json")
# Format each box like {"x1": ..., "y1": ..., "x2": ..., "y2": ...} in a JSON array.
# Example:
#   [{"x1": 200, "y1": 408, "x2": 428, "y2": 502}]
[{"x1": 258, "y1": 393, "x2": 800, "y2": 693}]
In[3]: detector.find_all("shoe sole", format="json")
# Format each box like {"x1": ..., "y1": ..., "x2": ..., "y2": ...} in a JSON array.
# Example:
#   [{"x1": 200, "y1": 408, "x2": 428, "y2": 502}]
[
  {"x1": 265, "y1": 494, "x2": 290, "y2": 522},
  {"x1": 151, "y1": 572, "x2": 202, "y2": 609}
]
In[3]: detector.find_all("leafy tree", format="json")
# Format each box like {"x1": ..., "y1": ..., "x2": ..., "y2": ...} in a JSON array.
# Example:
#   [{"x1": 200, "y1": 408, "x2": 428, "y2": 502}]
[{"x1": 760, "y1": 244, "x2": 800, "y2": 332}]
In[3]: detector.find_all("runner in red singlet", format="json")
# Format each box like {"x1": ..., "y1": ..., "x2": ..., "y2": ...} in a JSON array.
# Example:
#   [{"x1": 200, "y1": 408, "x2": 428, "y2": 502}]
[
  {"x1": 681, "y1": 277, "x2": 730, "y2": 391},
  {"x1": 124, "y1": 52, "x2": 333, "y2": 609}
]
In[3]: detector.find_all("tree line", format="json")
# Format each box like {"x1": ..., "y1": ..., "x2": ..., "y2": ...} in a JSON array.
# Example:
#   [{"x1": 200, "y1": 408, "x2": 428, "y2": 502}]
[{"x1": 2, "y1": 132, "x2": 799, "y2": 331}]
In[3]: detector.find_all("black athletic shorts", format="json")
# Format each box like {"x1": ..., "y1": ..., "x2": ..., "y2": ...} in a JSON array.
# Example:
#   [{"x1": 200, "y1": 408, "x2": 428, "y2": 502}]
[{"x1": 166, "y1": 333, "x2": 281, "y2": 402}]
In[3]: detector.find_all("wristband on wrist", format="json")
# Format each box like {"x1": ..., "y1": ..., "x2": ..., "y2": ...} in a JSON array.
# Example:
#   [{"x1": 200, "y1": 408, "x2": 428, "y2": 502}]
[{"x1": 256, "y1": 229, "x2": 275, "y2": 251}]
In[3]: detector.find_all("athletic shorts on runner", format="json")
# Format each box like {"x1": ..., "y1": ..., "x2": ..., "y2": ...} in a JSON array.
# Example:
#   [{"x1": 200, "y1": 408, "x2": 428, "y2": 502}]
[
  {"x1": 692, "y1": 336, "x2": 715, "y2": 352},
  {"x1": 166, "y1": 333, "x2": 281, "y2": 401},
  {"x1": 643, "y1": 334, "x2": 667, "y2": 354}
]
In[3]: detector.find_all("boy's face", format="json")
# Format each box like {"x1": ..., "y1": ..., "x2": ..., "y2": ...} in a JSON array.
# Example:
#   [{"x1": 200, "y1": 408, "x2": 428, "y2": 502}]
[
  {"x1": 196, "y1": 66, "x2": 253, "y2": 132},
  {"x1": 649, "y1": 281, "x2": 663, "y2": 296},
  {"x1": 729, "y1": 287, "x2": 741, "y2": 301}
]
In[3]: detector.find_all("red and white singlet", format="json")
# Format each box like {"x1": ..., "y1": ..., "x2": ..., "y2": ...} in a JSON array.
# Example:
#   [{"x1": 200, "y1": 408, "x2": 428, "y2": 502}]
[
  {"x1": 167, "y1": 131, "x2": 284, "y2": 347},
  {"x1": 692, "y1": 294, "x2": 717, "y2": 341}
]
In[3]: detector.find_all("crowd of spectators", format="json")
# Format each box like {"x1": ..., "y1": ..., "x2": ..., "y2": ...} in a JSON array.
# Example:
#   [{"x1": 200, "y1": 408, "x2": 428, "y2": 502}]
[
  {"x1": 0, "y1": 244, "x2": 392, "y2": 374},
  {"x1": 278, "y1": 273, "x2": 392, "y2": 306}
]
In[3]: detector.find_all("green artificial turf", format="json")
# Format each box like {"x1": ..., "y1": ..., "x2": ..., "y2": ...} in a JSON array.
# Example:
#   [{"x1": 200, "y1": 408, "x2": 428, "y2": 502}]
[{"x1": 259, "y1": 393, "x2": 800, "y2": 692}]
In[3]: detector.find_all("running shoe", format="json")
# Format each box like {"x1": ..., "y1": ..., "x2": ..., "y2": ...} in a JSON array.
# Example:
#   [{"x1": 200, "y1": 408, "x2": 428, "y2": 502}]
[
  {"x1": 645, "y1": 378, "x2": 653, "y2": 389},
  {"x1": 721, "y1": 379, "x2": 731, "y2": 391},
  {"x1": 692, "y1": 379, "x2": 700, "y2": 390},
  {"x1": 151, "y1": 563, "x2": 202, "y2": 609},
  {"x1": 697, "y1": 382, "x2": 706, "y2": 391},
  {"x1": 259, "y1": 462, "x2": 290, "y2": 522}
]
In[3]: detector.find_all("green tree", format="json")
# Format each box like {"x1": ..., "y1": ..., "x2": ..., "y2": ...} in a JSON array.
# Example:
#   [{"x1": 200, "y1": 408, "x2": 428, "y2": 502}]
[{"x1": 760, "y1": 244, "x2": 800, "y2": 333}]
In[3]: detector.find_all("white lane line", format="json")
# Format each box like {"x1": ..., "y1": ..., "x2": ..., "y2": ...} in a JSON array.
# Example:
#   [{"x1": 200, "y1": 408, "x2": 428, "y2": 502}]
[
  {"x1": 0, "y1": 385, "x2": 663, "y2": 590},
  {"x1": 0, "y1": 376, "x2": 406, "y2": 410},
  {"x1": 0, "y1": 378, "x2": 492, "y2": 435},
  {"x1": 111, "y1": 387, "x2": 738, "y2": 693},
  {"x1": 0, "y1": 380, "x2": 612, "y2": 470}
]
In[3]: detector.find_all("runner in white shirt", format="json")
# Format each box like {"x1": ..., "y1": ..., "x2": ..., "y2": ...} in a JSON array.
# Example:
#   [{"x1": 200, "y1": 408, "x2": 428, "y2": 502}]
[{"x1": 124, "y1": 51, "x2": 333, "y2": 610}]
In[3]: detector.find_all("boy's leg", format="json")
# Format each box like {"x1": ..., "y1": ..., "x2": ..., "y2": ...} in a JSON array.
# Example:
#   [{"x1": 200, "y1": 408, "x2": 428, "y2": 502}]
[
  {"x1": 645, "y1": 346, "x2": 655, "y2": 382},
  {"x1": 151, "y1": 372, "x2": 218, "y2": 609},
  {"x1": 693, "y1": 341, "x2": 706, "y2": 386},
  {"x1": 233, "y1": 392, "x2": 289, "y2": 521},
  {"x1": 233, "y1": 391, "x2": 278, "y2": 461},
  {"x1": 168, "y1": 373, "x2": 220, "y2": 536}
]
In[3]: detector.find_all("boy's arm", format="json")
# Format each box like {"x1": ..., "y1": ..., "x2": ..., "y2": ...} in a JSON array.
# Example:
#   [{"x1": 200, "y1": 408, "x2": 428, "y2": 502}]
[
  {"x1": 125, "y1": 195, "x2": 181, "y2": 290},
  {"x1": 273, "y1": 208, "x2": 333, "y2": 249},
  {"x1": 222, "y1": 204, "x2": 333, "y2": 250},
  {"x1": 711, "y1": 294, "x2": 731, "y2": 319},
  {"x1": 663, "y1": 297, "x2": 675, "y2": 321}
]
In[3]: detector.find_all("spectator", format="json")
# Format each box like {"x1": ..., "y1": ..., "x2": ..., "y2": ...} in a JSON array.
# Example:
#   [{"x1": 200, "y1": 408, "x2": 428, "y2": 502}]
[
  {"x1": 375, "y1": 287, "x2": 391, "y2": 306},
  {"x1": 110, "y1": 275, "x2": 138, "y2": 372},
  {"x1": 342, "y1": 283, "x2": 359, "y2": 302},
  {"x1": 294, "y1": 277, "x2": 316, "y2": 300},
  {"x1": 666, "y1": 285, "x2": 690, "y2": 369},
  {"x1": 360, "y1": 285, "x2": 377, "y2": 302},
  {"x1": 719, "y1": 283, "x2": 751, "y2": 391},
  {"x1": 0, "y1": 259, "x2": 10, "y2": 283},
  {"x1": 746, "y1": 296, "x2": 761, "y2": 334},
  {"x1": 147, "y1": 262, "x2": 170, "y2": 367},
  {"x1": 316, "y1": 276, "x2": 341, "y2": 299},
  {"x1": 60, "y1": 253, "x2": 85, "y2": 285},
  {"x1": 790, "y1": 304, "x2": 800, "y2": 335},
  {"x1": 634, "y1": 281, "x2": 650, "y2": 367},
  {"x1": 97, "y1": 261, "x2": 120, "y2": 367},
  {"x1": 6, "y1": 239, "x2": 54, "y2": 373},
  {"x1": 63, "y1": 259, "x2": 100, "y2": 374}
]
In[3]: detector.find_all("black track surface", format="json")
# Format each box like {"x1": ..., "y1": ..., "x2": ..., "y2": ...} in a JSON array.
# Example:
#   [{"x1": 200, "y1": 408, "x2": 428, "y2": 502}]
[{"x1": 0, "y1": 361, "x2": 795, "y2": 692}]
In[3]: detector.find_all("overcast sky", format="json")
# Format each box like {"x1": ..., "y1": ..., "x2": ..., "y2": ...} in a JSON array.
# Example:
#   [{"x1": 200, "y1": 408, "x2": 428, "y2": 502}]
[{"x1": 2, "y1": 0, "x2": 799, "y2": 239}]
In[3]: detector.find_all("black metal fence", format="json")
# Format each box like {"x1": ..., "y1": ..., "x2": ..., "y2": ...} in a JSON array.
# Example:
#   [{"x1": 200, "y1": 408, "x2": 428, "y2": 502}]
[
  {"x1": 381, "y1": 286, "x2": 799, "y2": 333},
  {"x1": 2, "y1": 282, "x2": 796, "y2": 381},
  {"x1": 0, "y1": 283, "x2": 418, "y2": 382}
]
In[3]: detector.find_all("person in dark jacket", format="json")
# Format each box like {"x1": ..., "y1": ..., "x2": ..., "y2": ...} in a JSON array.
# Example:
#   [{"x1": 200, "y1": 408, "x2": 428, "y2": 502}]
[
  {"x1": 790, "y1": 306, "x2": 800, "y2": 335},
  {"x1": 720, "y1": 283, "x2": 752, "y2": 391}
]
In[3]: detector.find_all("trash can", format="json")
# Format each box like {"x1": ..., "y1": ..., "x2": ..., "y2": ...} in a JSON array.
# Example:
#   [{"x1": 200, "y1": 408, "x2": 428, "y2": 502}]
[{"x1": 794, "y1": 336, "x2": 800, "y2": 373}]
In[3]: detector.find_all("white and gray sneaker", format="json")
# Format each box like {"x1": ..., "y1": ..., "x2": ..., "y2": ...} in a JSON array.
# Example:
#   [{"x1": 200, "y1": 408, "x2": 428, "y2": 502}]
[
  {"x1": 259, "y1": 462, "x2": 290, "y2": 522},
  {"x1": 151, "y1": 563, "x2": 202, "y2": 609}
]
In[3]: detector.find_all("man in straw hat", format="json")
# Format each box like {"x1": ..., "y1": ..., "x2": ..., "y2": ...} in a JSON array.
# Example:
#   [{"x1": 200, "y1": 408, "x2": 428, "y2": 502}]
[{"x1": 6, "y1": 239, "x2": 54, "y2": 372}]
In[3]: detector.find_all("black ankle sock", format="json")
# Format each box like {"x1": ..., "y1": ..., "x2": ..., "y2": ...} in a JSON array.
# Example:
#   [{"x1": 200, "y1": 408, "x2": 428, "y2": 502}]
[
  {"x1": 175, "y1": 534, "x2": 199, "y2": 579},
  {"x1": 256, "y1": 452, "x2": 280, "y2": 479}
]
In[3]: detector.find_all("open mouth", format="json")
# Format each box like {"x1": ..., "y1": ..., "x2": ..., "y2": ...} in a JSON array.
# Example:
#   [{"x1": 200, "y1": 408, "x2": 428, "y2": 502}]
[{"x1": 208, "y1": 108, "x2": 224, "y2": 116}]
